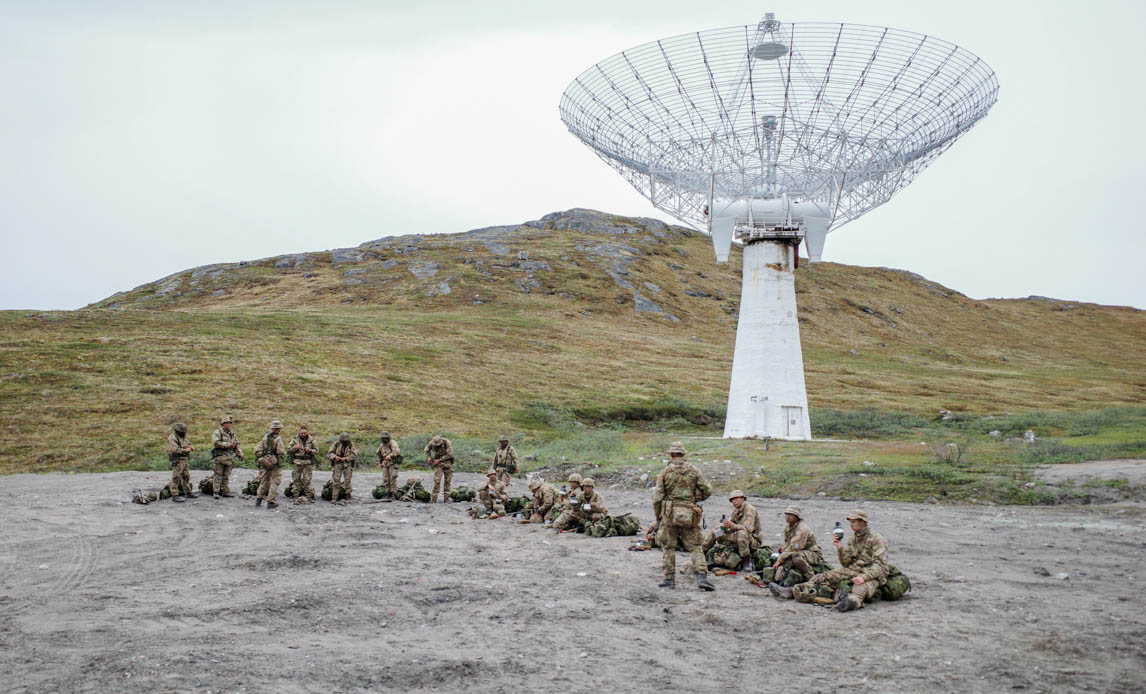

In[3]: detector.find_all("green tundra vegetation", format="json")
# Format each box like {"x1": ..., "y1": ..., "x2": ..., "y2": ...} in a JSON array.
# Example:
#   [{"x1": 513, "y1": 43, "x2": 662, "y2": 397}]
[{"x1": 2, "y1": 210, "x2": 1143, "y2": 502}]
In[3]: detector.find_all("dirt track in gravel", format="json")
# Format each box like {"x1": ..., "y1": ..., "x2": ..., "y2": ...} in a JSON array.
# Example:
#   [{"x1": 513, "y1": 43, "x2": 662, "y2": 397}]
[{"x1": 1, "y1": 469, "x2": 1144, "y2": 693}]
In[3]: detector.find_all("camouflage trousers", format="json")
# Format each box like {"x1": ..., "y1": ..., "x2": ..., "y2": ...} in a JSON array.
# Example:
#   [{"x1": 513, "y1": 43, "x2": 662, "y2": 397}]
[
  {"x1": 290, "y1": 462, "x2": 314, "y2": 498},
  {"x1": 330, "y1": 463, "x2": 353, "y2": 500},
  {"x1": 703, "y1": 527, "x2": 758, "y2": 560},
  {"x1": 494, "y1": 465, "x2": 511, "y2": 486},
  {"x1": 775, "y1": 550, "x2": 819, "y2": 584},
  {"x1": 212, "y1": 455, "x2": 235, "y2": 495},
  {"x1": 553, "y1": 511, "x2": 603, "y2": 531},
  {"x1": 480, "y1": 490, "x2": 506, "y2": 515},
  {"x1": 660, "y1": 521, "x2": 706, "y2": 579},
  {"x1": 431, "y1": 463, "x2": 453, "y2": 500},
  {"x1": 170, "y1": 459, "x2": 192, "y2": 497},
  {"x1": 841, "y1": 579, "x2": 881, "y2": 608},
  {"x1": 257, "y1": 465, "x2": 282, "y2": 502},
  {"x1": 531, "y1": 505, "x2": 559, "y2": 522},
  {"x1": 380, "y1": 464, "x2": 399, "y2": 496}
]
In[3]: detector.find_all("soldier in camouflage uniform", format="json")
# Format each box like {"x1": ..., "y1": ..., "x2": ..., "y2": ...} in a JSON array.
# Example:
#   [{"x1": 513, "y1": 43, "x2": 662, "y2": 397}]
[
  {"x1": 166, "y1": 422, "x2": 197, "y2": 502},
  {"x1": 287, "y1": 425, "x2": 319, "y2": 503},
  {"x1": 491, "y1": 435, "x2": 519, "y2": 486},
  {"x1": 552, "y1": 477, "x2": 607, "y2": 531},
  {"x1": 479, "y1": 470, "x2": 509, "y2": 518},
  {"x1": 702, "y1": 489, "x2": 762, "y2": 569},
  {"x1": 254, "y1": 420, "x2": 286, "y2": 508},
  {"x1": 773, "y1": 510, "x2": 889, "y2": 612},
  {"x1": 376, "y1": 431, "x2": 402, "y2": 497},
  {"x1": 653, "y1": 442, "x2": 715, "y2": 591},
  {"x1": 424, "y1": 435, "x2": 454, "y2": 502},
  {"x1": 557, "y1": 473, "x2": 582, "y2": 514},
  {"x1": 769, "y1": 505, "x2": 822, "y2": 585},
  {"x1": 327, "y1": 432, "x2": 358, "y2": 502},
  {"x1": 209, "y1": 414, "x2": 242, "y2": 498},
  {"x1": 526, "y1": 477, "x2": 559, "y2": 523}
]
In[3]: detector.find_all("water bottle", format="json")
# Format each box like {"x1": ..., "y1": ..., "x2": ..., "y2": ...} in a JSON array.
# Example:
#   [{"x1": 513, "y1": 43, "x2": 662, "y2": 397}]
[{"x1": 833, "y1": 521, "x2": 845, "y2": 541}]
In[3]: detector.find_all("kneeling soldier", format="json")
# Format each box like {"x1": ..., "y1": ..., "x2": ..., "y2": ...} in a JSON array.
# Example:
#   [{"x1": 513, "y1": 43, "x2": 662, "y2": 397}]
[
  {"x1": 210, "y1": 414, "x2": 242, "y2": 499},
  {"x1": 376, "y1": 431, "x2": 402, "y2": 497},
  {"x1": 527, "y1": 477, "x2": 559, "y2": 523},
  {"x1": 254, "y1": 420, "x2": 286, "y2": 508},
  {"x1": 479, "y1": 469, "x2": 509, "y2": 518},
  {"x1": 553, "y1": 477, "x2": 607, "y2": 531},
  {"x1": 288, "y1": 425, "x2": 319, "y2": 502},
  {"x1": 702, "y1": 489, "x2": 762, "y2": 570},
  {"x1": 327, "y1": 432, "x2": 357, "y2": 502},
  {"x1": 769, "y1": 505, "x2": 822, "y2": 586}
]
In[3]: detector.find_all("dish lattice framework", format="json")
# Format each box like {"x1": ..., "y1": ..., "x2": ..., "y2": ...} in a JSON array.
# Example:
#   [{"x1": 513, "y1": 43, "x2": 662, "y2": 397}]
[{"x1": 559, "y1": 17, "x2": 999, "y2": 231}]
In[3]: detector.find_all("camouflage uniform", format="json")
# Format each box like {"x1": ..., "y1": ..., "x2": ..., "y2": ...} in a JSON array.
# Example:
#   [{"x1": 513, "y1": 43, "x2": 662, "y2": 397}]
[
  {"x1": 327, "y1": 435, "x2": 358, "y2": 502},
  {"x1": 552, "y1": 481, "x2": 606, "y2": 531},
  {"x1": 254, "y1": 424, "x2": 286, "y2": 505},
  {"x1": 702, "y1": 492, "x2": 762, "y2": 562},
  {"x1": 424, "y1": 436, "x2": 454, "y2": 501},
  {"x1": 479, "y1": 473, "x2": 508, "y2": 516},
  {"x1": 210, "y1": 417, "x2": 241, "y2": 497},
  {"x1": 491, "y1": 438, "x2": 519, "y2": 486},
  {"x1": 528, "y1": 479, "x2": 560, "y2": 522},
  {"x1": 166, "y1": 424, "x2": 195, "y2": 499},
  {"x1": 775, "y1": 506, "x2": 823, "y2": 583},
  {"x1": 653, "y1": 443, "x2": 713, "y2": 586},
  {"x1": 376, "y1": 433, "x2": 402, "y2": 496},
  {"x1": 805, "y1": 510, "x2": 889, "y2": 611},
  {"x1": 557, "y1": 475, "x2": 582, "y2": 513},
  {"x1": 287, "y1": 431, "x2": 319, "y2": 500}
]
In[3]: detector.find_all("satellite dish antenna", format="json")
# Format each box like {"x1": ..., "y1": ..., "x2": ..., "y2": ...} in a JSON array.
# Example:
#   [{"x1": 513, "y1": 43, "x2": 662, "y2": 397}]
[{"x1": 560, "y1": 12, "x2": 998, "y2": 440}]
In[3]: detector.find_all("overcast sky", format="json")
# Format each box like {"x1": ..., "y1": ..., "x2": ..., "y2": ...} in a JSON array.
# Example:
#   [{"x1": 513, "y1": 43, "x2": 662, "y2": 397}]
[{"x1": 2, "y1": 0, "x2": 1143, "y2": 310}]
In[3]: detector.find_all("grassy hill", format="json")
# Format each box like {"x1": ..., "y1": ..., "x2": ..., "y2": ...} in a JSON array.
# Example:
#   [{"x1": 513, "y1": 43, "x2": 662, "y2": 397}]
[{"x1": 2, "y1": 208, "x2": 1144, "y2": 489}]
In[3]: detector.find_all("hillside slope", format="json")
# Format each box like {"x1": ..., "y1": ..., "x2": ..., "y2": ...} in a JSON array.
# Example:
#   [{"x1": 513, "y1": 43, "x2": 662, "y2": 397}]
[{"x1": 2, "y1": 209, "x2": 1143, "y2": 472}]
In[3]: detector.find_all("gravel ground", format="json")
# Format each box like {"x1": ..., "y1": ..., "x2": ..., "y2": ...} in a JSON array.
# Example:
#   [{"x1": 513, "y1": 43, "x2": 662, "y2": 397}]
[{"x1": 1, "y1": 469, "x2": 1144, "y2": 693}]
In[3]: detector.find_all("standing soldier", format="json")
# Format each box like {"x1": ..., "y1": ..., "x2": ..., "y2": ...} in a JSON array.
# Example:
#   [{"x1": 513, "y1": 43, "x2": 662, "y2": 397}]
[
  {"x1": 526, "y1": 477, "x2": 559, "y2": 523},
  {"x1": 479, "y1": 469, "x2": 509, "y2": 518},
  {"x1": 166, "y1": 422, "x2": 197, "y2": 502},
  {"x1": 327, "y1": 432, "x2": 358, "y2": 503},
  {"x1": 701, "y1": 490, "x2": 762, "y2": 570},
  {"x1": 768, "y1": 505, "x2": 823, "y2": 586},
  {"x1": 209, "y1": 414, "x2": 242, "y2": 499},
  {"x1": 424, "y1": 435, "x2": 454, "y2": 502},
  {"x1": 491, "y1": 435, "x2": 519, "y2": 486},
  {"x1": 287, "y1": 425, "x2": 319, "y2": 503},
  {"x1": 376, "y1": 431, "x2": 402, "y2": 497},
  {"x1": 552, "y1": 477, "x2": 607, "y2": 531},
  {"x1": 254, "y1": 420, "x2": 286, "y2": 508},
  {"x1": 652, "y1": 441, "x2": 714, "y2": 591}
]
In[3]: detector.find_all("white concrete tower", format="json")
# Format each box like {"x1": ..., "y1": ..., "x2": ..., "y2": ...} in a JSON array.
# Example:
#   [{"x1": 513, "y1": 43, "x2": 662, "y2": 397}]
[{"x1": 722, "y1": 238, "x2": 811, "y2": 439}]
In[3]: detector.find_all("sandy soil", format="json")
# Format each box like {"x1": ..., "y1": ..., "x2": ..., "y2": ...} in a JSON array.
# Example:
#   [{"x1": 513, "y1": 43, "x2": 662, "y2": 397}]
[
  {"x1": 1036, "y1": 459, "x2": 1146, "y2": 485},
  {"x1": 1, "y1": 469, "x2": 1144, "y2": 694}
]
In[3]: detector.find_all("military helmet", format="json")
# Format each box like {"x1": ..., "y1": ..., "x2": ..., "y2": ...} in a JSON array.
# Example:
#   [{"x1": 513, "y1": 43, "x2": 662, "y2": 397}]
[
  {"x1": 220, "y1": 414, "x2": 233, "y2": 424},
  {"x1": 568, "y1": 473, "x2": 582, "y2": 484},
  {"x1": 528, "y1": 478, "x2": 542, "y2": 491},
  {"x1": 668, "y1": 441, "x2": 686, "y2": 455},
  {"x1": 430, "y1": 435, "x2": 443, "y2": 445},
  {"x1": 173, "y1": 422, "x2": 187, "y2": 434},
  {"x1": 784, "y1": 505, "x2": 803, "y2": 519},
  {"x1": 270, "y1": 419, "x2": 282, "y2": 430},
  {"x1": 339, "y1": 432, "x2": 351, "y2": 443},
  {"x1": 380, "y1": 431, "x2": 390, "y2": 439},
  {"x1": 486, "y1": 469, "x2": 498, "y2": 477},
  {"x1": 846, "y1": 509, "x2": 869, "y2": 522},
  {"x1": 499, "y1": 435, "x2": 509, "y2": 442},
  {"x1": 580, "y1": 477, "x2": 595, "y2": 487},
  {"x1": 728, "y1": 489, "x2": 747, "y2": 502}
]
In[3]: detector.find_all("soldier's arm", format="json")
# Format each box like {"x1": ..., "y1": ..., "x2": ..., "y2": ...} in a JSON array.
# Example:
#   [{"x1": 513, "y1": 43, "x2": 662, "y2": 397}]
[
  {"x1": 327, "y1": 443, "x2": 339, "y2": 461},
  {"x1": 346, "y1": 446, "x2": 358, "y2": 464},
  {"x1": 651, "y1": 472, "x2": 666, "y2": 519},
  {"x1": 443, "y1": 441, "x2": 453, "y2": 459},
  {"x1": 274, "y1": 438, "x2": 286, "y2": 455},
  {"x1": 166, "y1": 435, "x2": 180, "y2": 455},
  {"x1": 838, "y1": 540, "x2": 858, "y2": 568},
  {"x1": 538, "y1": 490, "x2": 555, "y2": 515},
  {"x1": 212, "y1": 430, "x2": 224, "y2": 447},
  {"x1": 695, "y1": 471, "x2": 713, "y2": 502},
  {"x1": 588, "y1": 494, "x2": 607, "y2": 514},
  {"x1": 854, "y1": 538, "x2": 890, "y2": 583},
  {"x1": 391, "y1": 441, "x2": 401, "y2": 455}
]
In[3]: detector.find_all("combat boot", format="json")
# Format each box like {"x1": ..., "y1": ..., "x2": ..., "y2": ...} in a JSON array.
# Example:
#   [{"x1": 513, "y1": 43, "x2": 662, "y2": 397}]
[
  {"x1": 657, "y1": 577, "x2": 676, "y2": 589},
  {"x1": 835, "y1": 595, "x2": 861, "y2": 612},
  {"x1": 255, "y1": 498, "x2": 263, "y2": 507},
  {"x1": 267, "y1": 501, "x2": 278, "y2": 510},
  {"x1": 213, "y1": 493, "x2": 220, "y2": 499},
  {"x1": 221, "y1": 492, "x2": 235, "y2": 498},
  {"x1": 187, "y1": 491, "x2": 200, "y2": 499},
  {"x1": 768, "y1": 582, "x2": 794, "y2": 599},
  {"x1": 172, "y1": 496, "x2": 185, "y2": 503},
  {"x1": 697, "y1": 574, "x2": 716, "y2": 592}
]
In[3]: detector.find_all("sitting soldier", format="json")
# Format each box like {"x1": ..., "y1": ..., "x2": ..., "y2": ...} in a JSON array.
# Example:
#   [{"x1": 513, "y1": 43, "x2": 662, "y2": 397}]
[
  {"x1": 768, "y1": 505, "x2": 823, "y2": 586},
  {"x1": 479, "y1": 469, "x2": 509, "y2": 518},
  {"x1": 702, "y1": 489, "x2": 762, "y2": 570},
  {"x1": 772, "y1": 509, "x2": 889, "y2": 612},
  {"x1": 552, "y1": 477, "x2": 607, "y2": 531},
  {"x1": 526, "y1": 477, "x2": 560, "y2": 523}
]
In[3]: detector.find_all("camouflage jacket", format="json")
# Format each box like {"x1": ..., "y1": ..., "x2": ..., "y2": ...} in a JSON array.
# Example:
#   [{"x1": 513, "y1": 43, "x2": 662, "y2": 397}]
[
  {"x1": 531, "y1": 484, "x2": 559, "y2": 515},
  {"x1": 491, "y1": 445, "x2": 518, "y2": 472},
  {"x1": 376, "y1": 440, "x2": 401, "y2": 464},
  {"x1": 652, "y1": 460, "x2": 712, "y2": 518},
  {"x1": 211, "y1": 427, "x2": 241, "y2": 459},
  {"x1": 560, "y1": 484, "x2": 580, "y2": 510},
  {"x1": 822, "y1": 528, "x2": 889, "y2": 586},
  {"x1": 166, "y1": 432, "x2": 191, "y2": 462},
  {"x1": 288, "y1": 435, "x2": 318, "y2": 463},
  {"x1": 779, "y1": 520, "x2": 820, "y2": 560},
  {"x1": 571, "y1": 489, "x2": 607, "y2": 519},
  {"x1": 726, "y1": 502, "x2": 763, "y2": 546},
  {"x1": 481, "y1": 479, "x2": 508, "y2": 500},
  {"x1": 254, "y1": 433, "x2": 286, "y2": 464},
  {"x1": 424, "y1": 438, "x2": 454, "y2": 464},
  {"x1": 327, "y1": 441, "x2": 358, "y2": 466}
]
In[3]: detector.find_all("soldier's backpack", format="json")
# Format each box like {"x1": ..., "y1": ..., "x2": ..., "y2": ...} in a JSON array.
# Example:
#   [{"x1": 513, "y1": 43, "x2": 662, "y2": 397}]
[
  {"x1": 198, "y1": 477, "x2": 215, "y2": 495},
  {"x1": 159, "y1": 484, "x2": 173, "y2": 500},
  {"x1": 588, "y1": 517, "x2": 614, "y2": 538},
  {"x1": 397, "y1": 480, "x2": 431, "y2": 502},
  {"x1": 612, "y1": 514, "x2": 641, "y2": 536},
  {"x1": 449, "y1": 486, "x2": 476, "y2": 502},
  {"x1": 284, "y1": 483, "x2": 297, "y2": 498},
  {"x1": 321, "y1": 480, "x2": 334, "y2": 501},
  {"x1": 243, "y1": 479, "x2": 259, "y2": 496},
  {"x1": 372, "y1": 485, "x2": 394, "y2": 500},
  {"x1": 468, "y1": 505, "x2": 491, "y2": 519},
  {"x1": 706, "y1": 546, "x2": 741, "y2": 570},
  {"x1": 879, "y1": 566, "x2": 912, "y2": 601},
  {"x1": 504, "y1": 495, "x2": 531, "y2": 514}
]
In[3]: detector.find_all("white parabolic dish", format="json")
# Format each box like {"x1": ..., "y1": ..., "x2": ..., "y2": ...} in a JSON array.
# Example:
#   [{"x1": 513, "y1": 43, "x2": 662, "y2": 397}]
[{"x1": 559, "y1": 14, "x2": 998, "y2": 439}]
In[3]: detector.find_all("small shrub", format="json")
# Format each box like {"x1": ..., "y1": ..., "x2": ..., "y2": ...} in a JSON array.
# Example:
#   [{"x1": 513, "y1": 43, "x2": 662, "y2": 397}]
[
  {"x1": 811, "y1": 408, "x2": 927, "y2": 438},
  {"x1": 926, "y1": 439, "x2": 972, "y2": 465}
]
